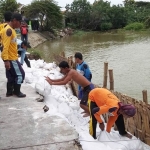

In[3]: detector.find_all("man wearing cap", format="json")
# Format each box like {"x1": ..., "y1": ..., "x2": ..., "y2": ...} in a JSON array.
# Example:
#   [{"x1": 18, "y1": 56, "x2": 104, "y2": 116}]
[
  {"x1": 1, "y1": 13, "x2": 26, "y2": 97},
  {"x1": 88, "y1": 88, "x2": 136, "y2": 139}
]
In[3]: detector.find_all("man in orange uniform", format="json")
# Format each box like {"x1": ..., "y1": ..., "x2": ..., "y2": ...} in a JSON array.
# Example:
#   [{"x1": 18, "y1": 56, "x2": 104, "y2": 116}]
[{"x1": 88, "y1": 88, "x2": 136, "y2": 139}]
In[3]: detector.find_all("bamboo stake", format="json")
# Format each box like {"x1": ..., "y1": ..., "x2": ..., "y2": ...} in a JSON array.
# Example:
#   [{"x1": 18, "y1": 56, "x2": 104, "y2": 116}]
[
  {"x1": 103, "y1": 62, "x2": 108, "y2": 88},
  {"x1": 109, "y1": 69, "x2": 114, "y2": 90},
  {"x1": 142, "y1": 90, "x2": 148, "y2": 104},
  {"x1": 70, "y1": 56, "x2": 73, "y2": 68},
  {"x1": 61, "y1": 51, "x2": 65, "y2": 57}
]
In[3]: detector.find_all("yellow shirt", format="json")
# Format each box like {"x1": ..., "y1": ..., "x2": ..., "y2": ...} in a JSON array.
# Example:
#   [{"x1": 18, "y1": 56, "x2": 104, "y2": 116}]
[
  {"x1": 0, "y1": 23, "x2": 7, "y2": 31},
  {"x1": 1, "y1": 24, "x2": 18, "y2": 61},
  {"x1": 0, "y1": 23, "x2": 7, "y2": 45}
]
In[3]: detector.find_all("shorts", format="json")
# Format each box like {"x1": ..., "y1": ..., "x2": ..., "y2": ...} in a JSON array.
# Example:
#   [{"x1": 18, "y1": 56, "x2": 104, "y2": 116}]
[{"x1": 80, "y1": 83, "x2": 94, "y2": 105}]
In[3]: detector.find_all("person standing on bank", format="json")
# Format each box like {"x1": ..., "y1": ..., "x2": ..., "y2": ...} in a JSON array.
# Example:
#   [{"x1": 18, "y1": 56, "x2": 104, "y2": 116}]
[
  {"x1": 17, "y1": 40, "x2": 31, "y2": 68},
  {"x1": 74, "y1": 52, "x2": 92, "y2": 99},
  {"x1": 1, "y1": 13, "x2": 26, "y2": 98},
  {"x1": 88, "y1": 88, "x2": 136, "y2": 139},
  {"x1": 20, "y1": 21, "x2": 28, "y2": 43}
]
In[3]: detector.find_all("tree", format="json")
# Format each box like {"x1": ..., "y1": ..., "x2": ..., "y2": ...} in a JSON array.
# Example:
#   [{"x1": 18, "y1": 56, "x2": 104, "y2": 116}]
[
  {"x1": 82, "y1": 0, "x2": 111, "y2": 30},
  {"x1": 24, "y1": 0, "x2": 63, "y2": 31},
  {"x1": 65, "y1": 0, "x2": 91, "y2": 29},
  {"x1": 108, "y1": 5, "x2": 127, "y2": 29},
  {"x1": 0, "y1": 0, "x2": 18, "y2": 14}
]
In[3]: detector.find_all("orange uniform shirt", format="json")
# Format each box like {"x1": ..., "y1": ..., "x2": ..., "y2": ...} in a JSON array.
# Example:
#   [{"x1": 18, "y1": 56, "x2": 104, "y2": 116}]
[{"x1": 89, "y1": 88, "x2": 120, "y2": 132}]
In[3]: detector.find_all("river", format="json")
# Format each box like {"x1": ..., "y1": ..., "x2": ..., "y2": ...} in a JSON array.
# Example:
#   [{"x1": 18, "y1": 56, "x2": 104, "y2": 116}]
[{"x1": 37, "y1": 31, "x2": 150, "y2": 101}]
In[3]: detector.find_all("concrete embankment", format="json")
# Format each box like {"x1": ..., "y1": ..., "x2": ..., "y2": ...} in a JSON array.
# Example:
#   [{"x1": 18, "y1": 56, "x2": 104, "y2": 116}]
[
  {"x1": 0, "y1": 59, "x2": 80, "y2": 149},
  {"x1": 27, "y1": 31, "x2": 47, "y2": 48}
]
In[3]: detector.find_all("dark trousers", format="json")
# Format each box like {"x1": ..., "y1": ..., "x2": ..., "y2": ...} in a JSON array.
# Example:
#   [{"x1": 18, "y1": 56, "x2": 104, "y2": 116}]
[
  {"x1": 24, "y1": 55, "x2": 31, "y2": 68},
  {"x1": 6, "y1": 60, "x2": 25, "y2": 84},
  {"x1": 21, "y1": 34, "x2": 28, "y2": 42},
  {"x1": 80, "y1": 84, "x2": 95, "y2": 105},
  {"x1": 115, "y1": 114, "x2": 127, "y2": 135}
]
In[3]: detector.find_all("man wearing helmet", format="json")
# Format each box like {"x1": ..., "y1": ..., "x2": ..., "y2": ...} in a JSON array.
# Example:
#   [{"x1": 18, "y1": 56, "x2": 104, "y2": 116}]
[{"x1": 88, "y1": 88, "x2": 136, "y2": 139}]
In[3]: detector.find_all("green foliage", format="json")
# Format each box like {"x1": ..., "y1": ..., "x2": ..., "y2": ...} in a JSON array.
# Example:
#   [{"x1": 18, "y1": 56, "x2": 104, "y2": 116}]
[
  {"x1": 24, "y1": 0, "x2": 63, "y2": 31},
  {"x1": 124, "y1": 22, "x2": 144, "y2": 31},
  {"x1": 65, "y1": 0, "x2": 91, "y2": 29},
  {"x1": 65, "y1": 0, "x2": 150, "y2": 31},
  {"x1": 28, "y1": 48, "x2": 43, "y2": 59},
  {"x1": 73, "y1": 30, "x2": 87, "y2": 36},
  {"x1": 108, "y1": 5, "x2": 127, "y2": 29},
  {"x1": 89, "y1": 0, "x2": 111, "y2": 30},
  {"x1": 144, "y1": 16, "x2": 150, "y2": 28},
  {"x1": 0, "y1": 0, "x2": 18, "y2": 14},
  {"x1": 100, "y1": 22, "x2": 112, "y2": 31},
  {"x1": 67, "y1": 23, "x2": 77, "y2": 29}
]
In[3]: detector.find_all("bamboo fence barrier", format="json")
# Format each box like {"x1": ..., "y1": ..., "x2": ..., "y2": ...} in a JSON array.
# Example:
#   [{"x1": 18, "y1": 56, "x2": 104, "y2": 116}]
[{"x1": 54, "y1": 52, "x2": 150, "y2": 146}]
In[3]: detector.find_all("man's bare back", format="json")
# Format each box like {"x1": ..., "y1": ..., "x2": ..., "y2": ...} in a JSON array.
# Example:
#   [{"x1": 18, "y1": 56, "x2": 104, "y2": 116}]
[
  {"x1": 67, "y1": 69, "x2": 91, "y2": 87},
  {"x1": 45, "y1": 68, "x2": 91, "y2": 87}
]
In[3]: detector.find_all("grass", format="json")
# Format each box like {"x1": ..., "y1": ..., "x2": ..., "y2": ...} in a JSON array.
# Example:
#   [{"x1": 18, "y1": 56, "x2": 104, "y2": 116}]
[
  {"x1": 73, "y1": 30, "x2": 88, "y2": 36},
  {"x1": 27, "y1": 48, "x2": 43, "y2": 59}
]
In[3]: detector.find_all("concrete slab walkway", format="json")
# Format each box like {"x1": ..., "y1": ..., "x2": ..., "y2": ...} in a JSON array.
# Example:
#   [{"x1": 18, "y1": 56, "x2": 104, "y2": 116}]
[{"x1": 0, "y1": 59, "x2": 79, "y2": 150}]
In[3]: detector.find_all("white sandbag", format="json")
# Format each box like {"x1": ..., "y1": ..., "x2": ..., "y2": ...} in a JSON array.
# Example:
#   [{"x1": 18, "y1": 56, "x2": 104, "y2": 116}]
[
  {"x1": 36, "y1": 60, "x2": 44, "y2": 68},
  {"x1": 79, "y1": 131, "x2": 112, "y2": 150},
  {"x1": 68, "y1": 95, "x2": 80, "y2": 110},
  {"x1": 69, "y1": 95, "x2": 78, "y2": 102},
  {"x1": 32, "y1": 70, "x2": 42, "y2": 77},
  {"x1": 66, "y1": 85, "x2": 73, "y2": 96},
  {"x1": 52, "y1": 62, "x2": 57, "y2": 68},
  {"x1": 58, "y1": 102, "x2": 73, "y2": 117},
  {"x1": 35, "y1": 82, "x2": 45, "y2": 95},
  {"x1": 35, "y1": 77, "x2": 49, "y2": 95},
  {"x1": 53, "y1": 85, "x2": 68, "y2": 95},
  {"x1": 69, "y1": 101, "x2": 80, "y2": 110},
  {"x1": 58, "y1": 94, "x2": 69, "y2": 103},
  {"x1": 48, "y1": 69, "x2": 63, "y2": 78},
  {"x1": 24, "y1": 67, "x2": 33, "y2": 73},
  {"x1": 44, "y1": 95, "x2": 59, "y2": 108},
  {"x1": 97, "y1": 131, "x2": 144, "y2": 150},
  {"x1": 46, "y1": 104, "x2": 57, "y2": 115},
  {"x1": 43, "y1": 63, "x2": 54, "y2": 70},
  {"x1": 50, "y1": 88, "x2": 61, "y2": 99},
  {"x1": 55, "y1": 66, "x2": 60, "y2": 71},
  {"x1": 25, "y1": 73, "x2": 34, "y2": 84}
]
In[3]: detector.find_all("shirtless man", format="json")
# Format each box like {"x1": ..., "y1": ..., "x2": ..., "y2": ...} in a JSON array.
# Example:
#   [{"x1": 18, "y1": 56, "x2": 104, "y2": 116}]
[{"x1": 45, "y1": 61, "x2": 94, "y2": 113}]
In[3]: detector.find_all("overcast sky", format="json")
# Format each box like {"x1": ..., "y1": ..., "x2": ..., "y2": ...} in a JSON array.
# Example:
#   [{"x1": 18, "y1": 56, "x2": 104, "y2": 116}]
[{"x1": 17, "y1": 0, "x2": 150, "y2": 8}]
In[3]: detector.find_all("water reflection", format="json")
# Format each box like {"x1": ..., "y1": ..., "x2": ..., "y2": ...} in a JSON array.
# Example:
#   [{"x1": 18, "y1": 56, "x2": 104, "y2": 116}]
[{"x1": 37, "y1": 31, "x2": 150, "y2": 101}]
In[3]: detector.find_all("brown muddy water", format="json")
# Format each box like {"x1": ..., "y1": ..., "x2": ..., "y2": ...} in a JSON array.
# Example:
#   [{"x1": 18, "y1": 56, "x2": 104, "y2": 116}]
[{"x1": 37, "y1": 31, "x2": 150, "y2": 101}]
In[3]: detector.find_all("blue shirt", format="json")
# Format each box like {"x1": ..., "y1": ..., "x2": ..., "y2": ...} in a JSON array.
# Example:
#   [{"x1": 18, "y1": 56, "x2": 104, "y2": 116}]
[
  {"x1": 17, "y1": 39, "x2": 26, "y2": 65},
  {"x1": 76, "y1": 61, "x2": 92, "y2": 90}
]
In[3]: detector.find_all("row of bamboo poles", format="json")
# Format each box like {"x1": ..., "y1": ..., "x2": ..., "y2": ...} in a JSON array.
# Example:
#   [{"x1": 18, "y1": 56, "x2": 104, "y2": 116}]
[{"x1": 54, "y1": 52, "x2": 150, "y2": 146}]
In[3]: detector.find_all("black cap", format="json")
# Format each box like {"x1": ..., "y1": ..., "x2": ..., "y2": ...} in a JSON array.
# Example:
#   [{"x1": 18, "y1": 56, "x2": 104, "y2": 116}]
[{"x1": 11, "y1": 13, "x2": 22, "y2": 21}]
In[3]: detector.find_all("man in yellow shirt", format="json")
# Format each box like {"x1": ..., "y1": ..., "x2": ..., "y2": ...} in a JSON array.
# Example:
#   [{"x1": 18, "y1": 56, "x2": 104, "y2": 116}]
[
  {"x1": 0, "y1": 11, "x2": 12, "y2": 51},
  {"x1": 88, "y1": 88, "x2": 136, "y2": 139},
  {"x1": 1, "y1": 13, "x2": 26, "y2": 97}
]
